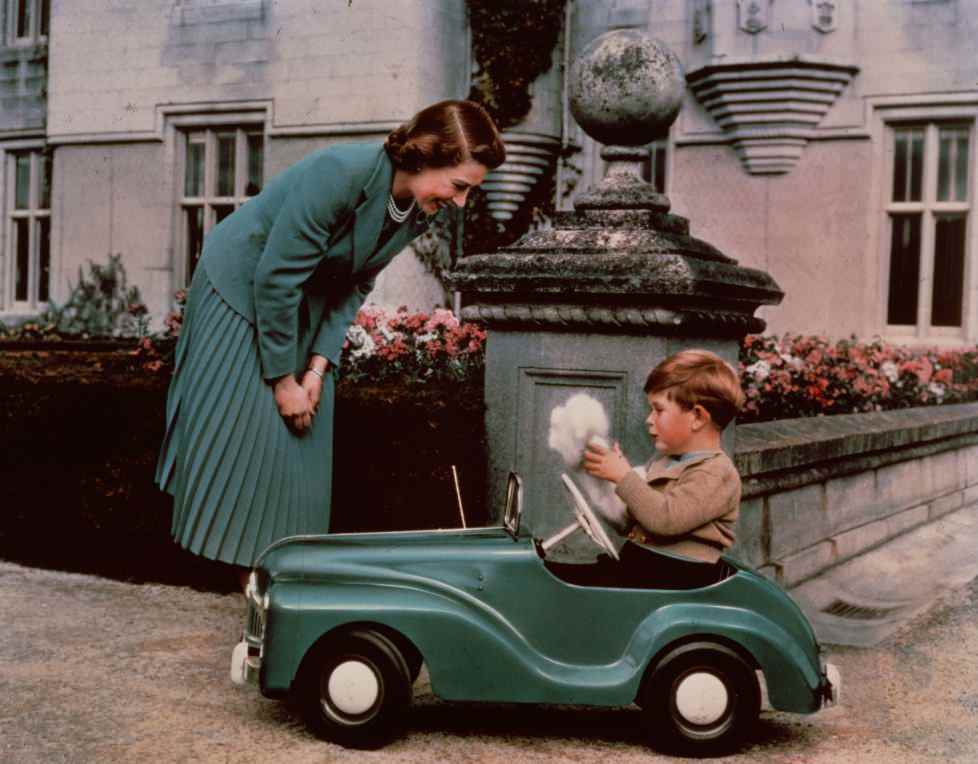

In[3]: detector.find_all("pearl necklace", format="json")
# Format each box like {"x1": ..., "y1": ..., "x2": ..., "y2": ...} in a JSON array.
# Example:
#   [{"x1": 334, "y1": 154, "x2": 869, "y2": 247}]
[{"x1": 387, "y1": 194, "x2": 415, "y2": 223}]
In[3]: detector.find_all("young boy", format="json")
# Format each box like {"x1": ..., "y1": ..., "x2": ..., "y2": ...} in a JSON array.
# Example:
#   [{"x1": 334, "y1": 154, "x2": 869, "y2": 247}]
[{"x1": 579, "y1": 349, "x2": 745, "y2": 589}]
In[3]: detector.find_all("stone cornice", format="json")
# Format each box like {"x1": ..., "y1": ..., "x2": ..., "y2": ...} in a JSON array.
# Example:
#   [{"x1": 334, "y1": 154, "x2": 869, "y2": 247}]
[
  {"x1": 481, "y1": 131, "x2": 561, "y2": 221},
  {"x1": 460, "y1": 302, "x2": 767, "y2": 336},
  {"x1": 686, "y1": 56, "x2": 859, "y2": 175}
]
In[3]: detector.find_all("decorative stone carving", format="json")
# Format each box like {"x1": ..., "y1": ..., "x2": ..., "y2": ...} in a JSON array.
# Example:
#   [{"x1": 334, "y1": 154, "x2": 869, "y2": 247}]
[
  {"x1": 450, "y1": 30, "x2": 783, "y2": 335},
  {"x1": 460, "y1": 304, "x2": 766, "y2": 336},
  {"x1": 811, "y1": 0, "x2": 839, "y2": 34},
  {"x1": 568, "y1": 29, "x2": 684, "y2": 146},
  {"x1": 737, "y1": 0, "x2": 770, "y2": 34},
  {"x1": 686, "y1": 56, "x2": 859, "y2": 174},
  {"x1": 481, "y1": 132, "x2": 561, "y2": 221},
  {"x1": 446, "y1": 30, "x2": 783, "y2": 529}
]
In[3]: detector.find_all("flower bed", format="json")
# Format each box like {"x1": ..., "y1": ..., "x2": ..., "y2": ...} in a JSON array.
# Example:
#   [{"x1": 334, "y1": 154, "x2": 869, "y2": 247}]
[
  {"x1": 341, "y1": 305, "x2": 486, "y2": 387},
  {"x1": 24, "y1": 289, "x2": 978, "y2": 425},
  {"x1": 739, "y1": 335, "x2": 978, "y2": 424}
]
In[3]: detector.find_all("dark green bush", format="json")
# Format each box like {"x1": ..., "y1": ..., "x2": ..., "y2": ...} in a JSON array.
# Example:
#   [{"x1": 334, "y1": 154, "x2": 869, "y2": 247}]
[{"x1": 0, "y1": 350, "x2": 487, "y2": 591}]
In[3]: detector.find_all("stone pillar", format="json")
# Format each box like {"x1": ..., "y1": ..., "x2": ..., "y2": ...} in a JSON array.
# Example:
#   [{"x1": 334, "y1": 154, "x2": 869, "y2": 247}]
[{"x1": 447, "y1": 30, "x2": 783, "y2": 557}]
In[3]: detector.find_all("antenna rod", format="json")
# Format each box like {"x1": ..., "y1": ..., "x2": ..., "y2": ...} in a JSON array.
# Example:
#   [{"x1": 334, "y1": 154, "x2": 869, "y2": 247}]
[{"x1": 451, "y1": 465, "x2": 467, "y2": 528}]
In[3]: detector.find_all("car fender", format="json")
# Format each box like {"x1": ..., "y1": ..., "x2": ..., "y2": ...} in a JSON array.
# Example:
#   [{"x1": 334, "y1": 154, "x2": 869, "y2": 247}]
[
  {"x1": 262, "y1": 564, "x2": 642, "y2": 704},
  {"x1": 628, "y1": 602, "x2": 824, "y2": 713}
]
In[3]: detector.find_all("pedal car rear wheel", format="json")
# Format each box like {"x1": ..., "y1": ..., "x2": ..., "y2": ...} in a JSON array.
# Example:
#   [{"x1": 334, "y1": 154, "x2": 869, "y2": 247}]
[
  {"x1": 641, "y1": 642, "x2": 760, "y2": 755},
  {"x1": 296, "y1": 629, "x2": 412, "y2": 749}
]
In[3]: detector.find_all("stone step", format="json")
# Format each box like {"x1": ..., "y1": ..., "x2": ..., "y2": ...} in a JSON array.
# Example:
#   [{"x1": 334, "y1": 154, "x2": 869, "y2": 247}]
[{"x1": 789, "y1": 502, "x2": 978, "y2": 647}]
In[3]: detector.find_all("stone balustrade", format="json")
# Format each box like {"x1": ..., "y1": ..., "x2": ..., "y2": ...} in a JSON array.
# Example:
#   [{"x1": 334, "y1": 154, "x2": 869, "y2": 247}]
[{"x1": 733, "y1": 403, "x2": 978, "y2": 588}]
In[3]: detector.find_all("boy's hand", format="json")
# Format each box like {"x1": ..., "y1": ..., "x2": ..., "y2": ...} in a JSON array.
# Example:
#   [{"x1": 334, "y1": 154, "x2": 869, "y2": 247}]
[{"x1": 583, "y1": 441, "x2": 631, "y2": 484}]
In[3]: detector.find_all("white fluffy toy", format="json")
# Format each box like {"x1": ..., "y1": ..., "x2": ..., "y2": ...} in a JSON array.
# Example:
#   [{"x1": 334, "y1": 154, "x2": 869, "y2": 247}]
[{"x1": 547, "y1": 392, "x2": 636, "y2": 534}]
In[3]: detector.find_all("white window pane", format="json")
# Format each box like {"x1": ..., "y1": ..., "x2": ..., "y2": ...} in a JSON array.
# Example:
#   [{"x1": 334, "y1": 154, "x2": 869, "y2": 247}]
[
  {"x1": 931, "y1": 215, "x2": 967, "y2": 327},
  {"x1": 216, "y1": 133, "x2": 236, "y2": 196},
  {"x1": 214, "y1": 204, "x2": 234, "y2": 225},
  {"x1": 15, "y1": 153, "x2": 31, "y2": 209},
  {"x1": 185, "y1": 140, "x2": 205, "y2": 197},
  {"x1": 186, "y1": 206, "x2": 204, "y2": 281},
  {"x1": 247, "y1": 133, "x2": 263, "y2": 196},
  {"x1": 892, "y1": 127, "x2": 924, "y2": 202},
  {"x1": 37, "y1": 217, "x2": 51, "y2": 303},
  {"x1": 39, "y1": 151, "x2": 52, "y2": 210},
  {"x1": 14, "y1": 219, "x2": 30, "y2": 302},
  {"x1": 16, "y1": 0, "x2": 32, "y2": 38},
  {"x1": 938, "y1": 131, "x2": 952, "y2": 201},
  {"x1": 937, "y1": 127, "x2": 968, "y2": 202},
  {"x1": 955, "y1": 130, "x2": 969, "y2": 202},
  {"x1": 886, "y1": 213, "x2": 922, "y2": 325}
]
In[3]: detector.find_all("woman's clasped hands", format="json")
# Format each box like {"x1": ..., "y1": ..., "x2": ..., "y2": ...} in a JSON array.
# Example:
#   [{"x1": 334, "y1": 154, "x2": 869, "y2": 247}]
[{"x1": 273, "y1": 359, "x2": 328, "y2": 434}]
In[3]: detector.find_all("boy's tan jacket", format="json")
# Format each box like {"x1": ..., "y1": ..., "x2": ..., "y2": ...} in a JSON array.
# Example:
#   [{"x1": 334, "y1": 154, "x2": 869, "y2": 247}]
[{"x1": 615, "y1": 450, "x2": 740, "y2": 563}]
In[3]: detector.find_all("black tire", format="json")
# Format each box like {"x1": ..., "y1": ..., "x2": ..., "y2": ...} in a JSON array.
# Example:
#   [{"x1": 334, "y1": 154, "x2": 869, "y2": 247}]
[
  {"x1": 402, "y1": 644, "x2": 423, "y2": 685},
  {"x1": 296, "y1": 629, "x2": 412, "y2": 749},
  {"x1": 641, "y1": 642, "x2": 760, "y2": 756}
]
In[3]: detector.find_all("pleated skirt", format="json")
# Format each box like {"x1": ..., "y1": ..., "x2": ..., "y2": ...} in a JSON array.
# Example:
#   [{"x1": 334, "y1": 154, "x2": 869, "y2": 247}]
[{"x1": 155, "y1": 267, "x2": 334, "y2": 567}]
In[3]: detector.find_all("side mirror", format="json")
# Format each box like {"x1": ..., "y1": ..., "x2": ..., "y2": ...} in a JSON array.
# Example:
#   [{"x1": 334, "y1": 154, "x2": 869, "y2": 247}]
[{"x1": 503, "y1": 472, "x2": 523, "y2": 540}]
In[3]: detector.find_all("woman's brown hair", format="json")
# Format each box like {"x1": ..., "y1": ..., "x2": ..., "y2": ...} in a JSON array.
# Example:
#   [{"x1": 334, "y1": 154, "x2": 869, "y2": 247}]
[
  {"x1": 385, "y1": 100, "x2": 506, "y2": 173},
  {"x1": 644, "y1": 349, "x2": 745, "y2": 430}
]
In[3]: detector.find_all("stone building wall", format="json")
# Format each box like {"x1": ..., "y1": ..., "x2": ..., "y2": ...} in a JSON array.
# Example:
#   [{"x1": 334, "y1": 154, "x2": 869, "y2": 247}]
[
  {"x1": 565, "y1": 0, "x2": 978, "y2": 345},
  {"x1": 37, "y1": 0, "x2": 469, "y2": 321}
]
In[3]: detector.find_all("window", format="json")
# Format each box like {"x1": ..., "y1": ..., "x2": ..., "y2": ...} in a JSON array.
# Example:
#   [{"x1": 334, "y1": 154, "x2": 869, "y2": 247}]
[
  {"x1": 6, "y1": 0, "x2": 49, "y2": 44},
  {"x1": 885, "y1": 122, "x2": 972, "y2": 337},
  {"x1": 4, "y1": 148, "x2": 51, "y2": 310},
  {"x1": 179, "y1": 127, "x2": 263, "y2": 282}
]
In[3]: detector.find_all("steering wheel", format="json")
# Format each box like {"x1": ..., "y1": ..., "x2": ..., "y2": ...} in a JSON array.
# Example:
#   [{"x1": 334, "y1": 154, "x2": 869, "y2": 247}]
[{"x1": 560, "y1": 473, "x2": 620, "y2": 561}]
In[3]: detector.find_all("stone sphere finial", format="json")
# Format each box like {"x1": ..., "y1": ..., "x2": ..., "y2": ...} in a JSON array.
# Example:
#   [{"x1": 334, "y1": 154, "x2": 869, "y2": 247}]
[{"x1": 569, "y1": 29, "x2": 685, "y2": 146}]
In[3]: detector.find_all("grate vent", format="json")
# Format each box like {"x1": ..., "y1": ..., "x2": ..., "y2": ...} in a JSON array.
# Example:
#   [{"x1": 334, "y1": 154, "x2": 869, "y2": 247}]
[{"x1": 821, "y1": 599, "x2": 903, "y2": 621}]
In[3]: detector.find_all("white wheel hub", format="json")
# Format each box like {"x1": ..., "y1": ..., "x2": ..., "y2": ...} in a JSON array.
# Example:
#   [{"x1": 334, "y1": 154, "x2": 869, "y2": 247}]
[
  {"x1": 675, "y1": 671, "x2": 729, "y2": 726},
  {"x1": 327, "y1": 660, "x2": 380, "y2": 715}
]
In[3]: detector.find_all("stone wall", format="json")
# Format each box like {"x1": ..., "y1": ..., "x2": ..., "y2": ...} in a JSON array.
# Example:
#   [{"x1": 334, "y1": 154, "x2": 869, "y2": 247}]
[
  {"x1": 46, "y1": 0, "x2": 469, "y2": 140},
  {"x1": 565, "y1": 0, "x2": 978, "y2": 343},
  {"x1": 732, "y1": 403, "x2": 978, "y2": 587},
  {"x1": 39, "y1": 0, "x2": 467, "y2": 321}
]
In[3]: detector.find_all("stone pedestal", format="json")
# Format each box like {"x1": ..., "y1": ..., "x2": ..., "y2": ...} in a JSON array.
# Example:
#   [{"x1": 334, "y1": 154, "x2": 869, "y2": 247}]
[{"x1": 446, "y1": 31, "x2": 784, "y2": 555}]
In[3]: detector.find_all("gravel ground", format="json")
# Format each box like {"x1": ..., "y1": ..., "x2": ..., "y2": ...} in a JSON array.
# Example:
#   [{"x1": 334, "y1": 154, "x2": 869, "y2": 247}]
[{"x1": 2, "y1": 560, "x2": 977, "y2": 763}]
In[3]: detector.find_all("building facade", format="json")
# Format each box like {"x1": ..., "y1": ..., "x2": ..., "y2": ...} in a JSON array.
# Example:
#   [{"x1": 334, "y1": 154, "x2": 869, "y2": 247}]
[
  {"x1": 1, "y1": 0, "x2": 978, "y2": 346},
  {"x1": 566, "y1": 0, "x2": 978, "y2": 346}
]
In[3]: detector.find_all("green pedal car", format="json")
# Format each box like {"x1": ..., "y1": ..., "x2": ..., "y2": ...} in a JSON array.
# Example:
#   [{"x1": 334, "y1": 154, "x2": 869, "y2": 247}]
[{"x1": 231, "y1": 473, "x2": 839, "y2": 754}]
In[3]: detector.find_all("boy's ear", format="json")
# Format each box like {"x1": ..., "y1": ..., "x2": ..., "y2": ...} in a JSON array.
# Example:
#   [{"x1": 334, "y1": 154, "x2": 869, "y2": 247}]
[{"x1": 690, "y1": 404, "x2": 714, "y2": 431}]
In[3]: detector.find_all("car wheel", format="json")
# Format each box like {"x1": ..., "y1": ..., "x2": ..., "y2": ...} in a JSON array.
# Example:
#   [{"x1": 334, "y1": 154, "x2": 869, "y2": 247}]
[
  {"x1": 402, "y1": 645, "x2": 423, "y2": 685},
  {"x1": 641, "y1": 642, "x2": 760, "y2": 756},
  {"x1": 297, "y1": 629, "x2": 412, "y2": 749}
]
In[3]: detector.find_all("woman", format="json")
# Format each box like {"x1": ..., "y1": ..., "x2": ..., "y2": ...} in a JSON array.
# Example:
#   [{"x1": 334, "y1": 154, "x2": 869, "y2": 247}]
[{"x1": 155, "y1": 100, "x2": 505, "y2": 584}]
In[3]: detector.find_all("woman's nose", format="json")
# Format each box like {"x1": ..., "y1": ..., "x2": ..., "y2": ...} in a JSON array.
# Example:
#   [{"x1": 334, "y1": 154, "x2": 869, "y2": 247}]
[{"x1": 451, "y1": 189, "x2": 469, "y2": 207}]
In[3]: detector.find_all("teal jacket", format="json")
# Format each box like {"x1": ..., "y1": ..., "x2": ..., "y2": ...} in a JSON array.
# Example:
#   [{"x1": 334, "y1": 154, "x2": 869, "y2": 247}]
[{"x1": 201, "y1": 142, "x2": 431, "y2": 381}]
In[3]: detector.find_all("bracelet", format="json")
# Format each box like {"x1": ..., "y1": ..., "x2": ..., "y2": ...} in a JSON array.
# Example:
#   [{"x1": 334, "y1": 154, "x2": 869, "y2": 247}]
[{"x1": 306, "y1": 367, "x2": 325, "y2": 380}]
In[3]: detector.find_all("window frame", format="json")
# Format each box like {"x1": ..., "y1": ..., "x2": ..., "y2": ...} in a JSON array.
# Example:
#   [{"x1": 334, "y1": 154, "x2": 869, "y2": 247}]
[
  {"x1": 2, "y1": 144, "x2": 51, "y2": 314},
  {"x1": 5, "y1": 0, "x2": 49, "y2": 46},
  {"x1": 167, "y1": 111, "x2": 266, "y2": 288},
  {"x1": 873, "y1": 101, "x2": 978, "y2": 345}
]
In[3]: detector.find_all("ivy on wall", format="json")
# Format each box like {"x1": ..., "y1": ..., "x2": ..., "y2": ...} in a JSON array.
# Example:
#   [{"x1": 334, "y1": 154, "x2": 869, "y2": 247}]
[
  {"x1": 414, "y1": 0, "x2": 569, "y2": 280},
  {"x1": 466, "y1": 0, "x2": 567, "y2": 130}
]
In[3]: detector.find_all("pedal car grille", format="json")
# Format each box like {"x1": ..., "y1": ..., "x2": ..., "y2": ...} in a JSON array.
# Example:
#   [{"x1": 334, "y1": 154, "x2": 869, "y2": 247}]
[{"x1": 246, "y1": 600, "x2": 265, "y2": 644}]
